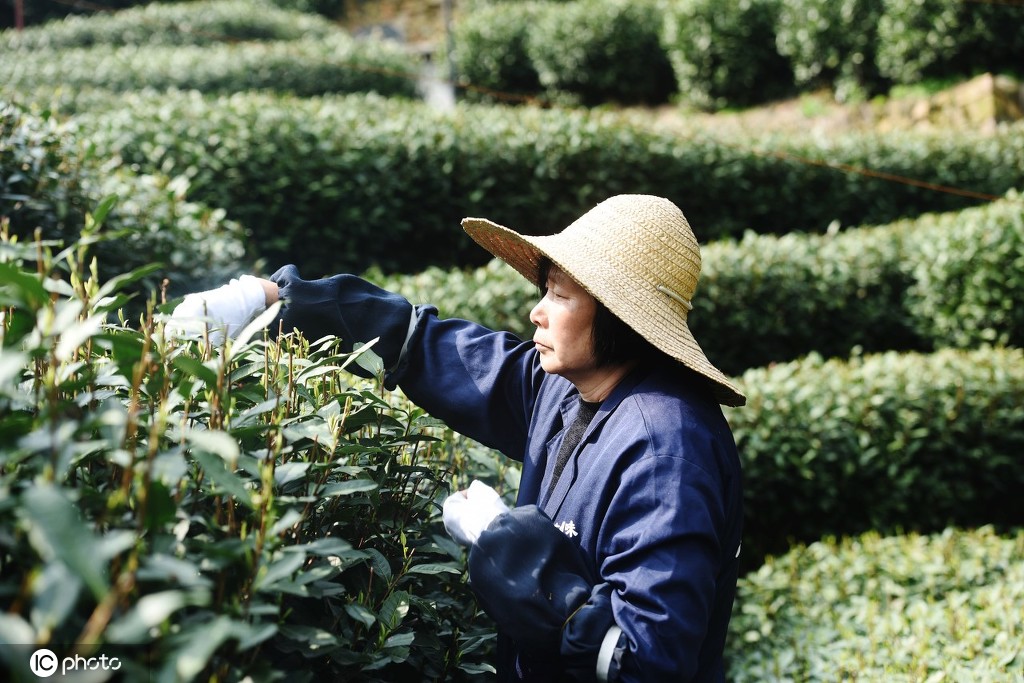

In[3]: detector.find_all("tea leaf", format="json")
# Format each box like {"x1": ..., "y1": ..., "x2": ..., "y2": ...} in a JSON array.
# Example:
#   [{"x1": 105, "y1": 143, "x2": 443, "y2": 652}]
[
  {"x1": 22, "y1": 484, "x2": 109, "y2": 600},
  {"x1": 190, "y1": 450, "x2": 254, "y2": 509},
  {"x1": 106, "y1": 590, "x2": 191, "y2": 644}
]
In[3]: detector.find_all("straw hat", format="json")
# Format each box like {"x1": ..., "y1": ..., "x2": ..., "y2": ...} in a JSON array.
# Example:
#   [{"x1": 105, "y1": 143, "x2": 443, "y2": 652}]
[{"x1": 462, "y1": 194, "x2": 745, "y2": 407}]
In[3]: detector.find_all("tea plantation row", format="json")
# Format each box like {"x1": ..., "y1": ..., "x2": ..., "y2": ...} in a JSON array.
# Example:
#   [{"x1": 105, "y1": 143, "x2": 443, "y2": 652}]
[
  {"x1": 0, "y1": 101, "x2": 245, "y2": 298},
  {"x1": 5, "y1": 0, "x2": 1021, "y2": 111},
  {"x1": 9, "y1": 89, "x2": 1022, "y2": 277},
  {"x1": 0, "y1": 0, "x2": 339, "y2": 50},
  {"x1": 453, "y1": 0, "x2": 1023, "y2": 108}
]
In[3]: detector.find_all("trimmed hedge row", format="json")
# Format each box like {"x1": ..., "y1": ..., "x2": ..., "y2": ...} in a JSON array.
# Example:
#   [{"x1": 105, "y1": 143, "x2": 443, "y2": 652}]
[
  {"x1": 452, "y1": 0, "x2": 1023, "y2": 109},
  {"x1": 30, "y1": 89, "x2": 1023, "y2": 276},
  {"x1": 0, "y1": 0, "x2": 337, "y2": 51},
  {"x1": 453, "y1": 0, "x2": 675, "y2": 106},
  {"x1": 526, "y1": 0, "x2": 676, "y2": 107},
  {"x1": 661, "y1": 0, "x2": 794, "y2": 110},
  {"x1": 697, "y1": 192, "x2": 1024, "y2": 373},
  {"x1": 729, "y1": 346, "x2": 1024, "y2": 565},
  {"x1": 775, "y1": 0, "x2": 887, "y2": 102},
  {"x1": 0, "y1": 0, "x2": 171, "y2": 30},
  {"x1": 2, "y1": 37, "x2": 419, "y2": 100},
  {"x1": 449, "y1": 2, "x2": 544, "y2": 104},
  {"x1": 379, "y1": 193, "x2": 1024, "y2": 374},
  {"x1": 728, "y1": 526, "x2": 1024, "y2": 680},
  {"x1": 876, "y1": 0, "x2": 1024, "y2": 86},
  {"x1": 0, "y1": 100, "x2": 245, "y2": 301}
]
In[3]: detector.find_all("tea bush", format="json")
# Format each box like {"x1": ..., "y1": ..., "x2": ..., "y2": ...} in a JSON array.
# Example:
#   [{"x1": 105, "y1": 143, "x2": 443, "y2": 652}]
[
  {"x1": 698, "y1": 192, "x2": 1024, "y2": 373},
  {"x1": 0, "y1": 100, "x2": 245, "y2": 301},
  {"x1": 449, "y1": 2, "x2": 544, "y2": 104},
  {"x1": 0, "y1": 0, "x2": 173, "y2": 30},
  {"x1": 451, "y1": 0, "x2": 675, "y2": 106},
  {"x1": 34, "y1": 89, "x2": 1024, "y2": 276},
  {"x1": 728, "y1": 526, "x2": 1024, "y2": 681},
  {"x1": 2, "y1": 36, "x2": 418, "y2": 100},
  {"x1": 775, "y1": 0, "x2": 888, "y2": 101},
  {"x1": 730, "y1": 346, "x2": 1024, "y2": 565},
  {"x1": 0, "y1": 233, "x2": 497, "y2": 681},
  {"x1": 450, "y1": 0, "x2": 1022, "y2": 108},
  {"x1": 0, "y1": 0, "x2": 337, "y2": 51},
  {"x1": 661, "y1": 0, "x2": 794, "y2": 110},
  {"x1": 525, "y1": 0, "x2": 676, "y2": 106},
  {"x1": 876, "y1": 0, "x2": 1024, "y2": 84}
]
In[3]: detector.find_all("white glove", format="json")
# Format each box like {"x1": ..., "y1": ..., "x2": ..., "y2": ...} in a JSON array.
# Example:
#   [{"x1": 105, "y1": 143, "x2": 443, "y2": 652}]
[
  {"x1": 443, "y1": 480, "x2": 510, "y2": 546},
  {"x1": 167, "y1": 275, "x2": 268, "y2": 346}
]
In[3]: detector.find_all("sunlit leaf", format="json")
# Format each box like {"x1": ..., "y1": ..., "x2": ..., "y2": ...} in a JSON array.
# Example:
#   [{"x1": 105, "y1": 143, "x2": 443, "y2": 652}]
[
  {"x1": 321, "y1": 479, "x2": 378, "y2": 498},
  {"x1": 106, "y1": 590, "x2": 191, "y2": 644},
  {"x1": 190, "y1": 450, "x2": 254, "y2": 509},
  {"x1": 21, "y1": 485, "x2": 109, "y2": 600}
]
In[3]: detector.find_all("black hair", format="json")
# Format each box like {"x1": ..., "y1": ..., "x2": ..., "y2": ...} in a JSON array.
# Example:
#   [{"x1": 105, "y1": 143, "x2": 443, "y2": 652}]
[{"x1": 536, "y1": 257, "x2": 663, "y2": 367}]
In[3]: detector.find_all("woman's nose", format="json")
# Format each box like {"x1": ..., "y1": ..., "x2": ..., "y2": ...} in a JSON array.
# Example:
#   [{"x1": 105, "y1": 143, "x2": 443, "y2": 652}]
[{"x1": 529, "y1": 299, "x2": 545, "y2": 327}]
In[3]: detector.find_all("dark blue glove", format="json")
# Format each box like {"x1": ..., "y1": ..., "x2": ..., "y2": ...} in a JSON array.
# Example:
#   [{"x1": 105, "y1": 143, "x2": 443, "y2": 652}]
[
  {"x1": 469, "y1": 506, "x2": 624, "y2": 681},
  {"x1": 269, "y1": 266, "x2": 425, "y2": 387}
]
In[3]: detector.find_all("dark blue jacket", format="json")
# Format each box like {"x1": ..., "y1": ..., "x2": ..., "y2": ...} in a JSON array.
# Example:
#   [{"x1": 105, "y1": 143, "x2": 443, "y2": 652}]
[{"x1": 271, "y1": 266, "x2": 743, "y2": 683}]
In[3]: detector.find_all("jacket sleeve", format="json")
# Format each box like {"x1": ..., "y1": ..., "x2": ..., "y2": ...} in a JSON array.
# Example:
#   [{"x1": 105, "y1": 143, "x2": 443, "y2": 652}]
[
  {"x1": 269, "y1": 265, "x2": 544, "y2": 457},
  {"x1": 469, "y1": 506, "x2": 627, "y2": 682},
  {"x1": 598, "y1": 452, "x2": 740, "y2": 682},
  {"x1": 269, "y1": 265, "x2": 417, "y2": 384}
]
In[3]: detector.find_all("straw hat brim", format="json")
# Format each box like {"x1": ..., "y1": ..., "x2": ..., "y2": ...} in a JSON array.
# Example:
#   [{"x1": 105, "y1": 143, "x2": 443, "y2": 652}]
[{"x1": 462, "y1": 216, "x2": 746, "y2": 407}]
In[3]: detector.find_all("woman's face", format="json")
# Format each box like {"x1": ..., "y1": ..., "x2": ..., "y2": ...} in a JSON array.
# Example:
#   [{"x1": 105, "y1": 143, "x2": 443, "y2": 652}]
[{"x1": 529, "y1": 266, "x2": 599, "y2": 382}]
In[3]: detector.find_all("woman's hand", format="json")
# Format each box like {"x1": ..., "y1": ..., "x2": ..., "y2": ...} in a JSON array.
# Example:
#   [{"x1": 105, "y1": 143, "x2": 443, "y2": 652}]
[
  {"x1": 442, "y1": 480, "x2": 510, "y2": 546},
  {"x1": 167, "y1": 275, "x2": 277, "y2": 345}
]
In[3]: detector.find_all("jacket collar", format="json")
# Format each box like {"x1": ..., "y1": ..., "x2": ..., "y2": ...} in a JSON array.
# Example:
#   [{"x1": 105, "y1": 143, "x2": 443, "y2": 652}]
[{"x1": 544, "y1": 364, "x2": 652, "y2": 514}]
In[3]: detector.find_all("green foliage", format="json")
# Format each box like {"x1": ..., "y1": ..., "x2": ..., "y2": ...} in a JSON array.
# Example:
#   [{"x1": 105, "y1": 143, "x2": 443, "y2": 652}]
[
  {"x1": 56, "y1": 91, "x2": 462, "y2": 277},
  {"x1": 525, "y1": 0, "x2": 676, "y2": 106},
  {"x1": 661, "y1": 0, "x2": 794, "y2": 110},
  {"x1": 452, "y1": 0, "x2": 1019, "y2": 108},
  {"x1": 700, "y1": 192, "x2": 1024, "y2": 373},
  {"x1": 0, "y1": 234, "x2": 495, "y2": 681},
  {"x1": 775, "y1": 0, "x2": 888, "y2": 101},
  {"x1": 0, "y1": 0, "x2": 337, "y2": 51},
  {"x1": 876, "y1": 0, "x2": 1024, "y2": 84},
  {"x1": 2, "y1": 36, "x2": 418, "y2": 100},
  {"x1": 31, "y1": 88, "x2": 1024, "y2": 277},
  {"x1": 454, "y1": 0, "x2": 676, "y2": 106},
  {"x1": 730, "y1": 347, "x2": 1024, "y2": 566},
  {"x1": 0, "y1": 100, "x2": 245, "y2": 302},
  {"x1": 263, "y1": 0, "x2": 348, "y2": 21},
  {"x1": 728, "y1": 526, "x2": 1024, "y2": 680},
  {"x1": 0, "y1": 0, "x2": 179, "y2": 30},
  {"x1": 450, "y1": 2, "x2": 544, "y2": 104},
  {"x1": 904, "y1": 194, "x2": 1024, "y2": 349}
]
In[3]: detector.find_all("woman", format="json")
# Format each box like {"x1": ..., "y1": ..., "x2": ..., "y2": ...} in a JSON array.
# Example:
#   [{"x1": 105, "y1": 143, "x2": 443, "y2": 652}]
[{"x1": 171, "y1": 195, "x2": 745, "y2": 682}]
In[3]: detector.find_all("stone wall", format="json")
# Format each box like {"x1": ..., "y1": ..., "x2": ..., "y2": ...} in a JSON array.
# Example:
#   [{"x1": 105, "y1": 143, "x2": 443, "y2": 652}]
[{"x1": 861, "y1": 74, "x2": 1024, "y2": 134}]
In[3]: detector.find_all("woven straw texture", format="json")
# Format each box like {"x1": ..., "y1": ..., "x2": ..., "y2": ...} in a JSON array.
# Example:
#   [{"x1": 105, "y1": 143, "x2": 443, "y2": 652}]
[{"x1": 462, "y1": 194, "x2": 745, "y2": 407}]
